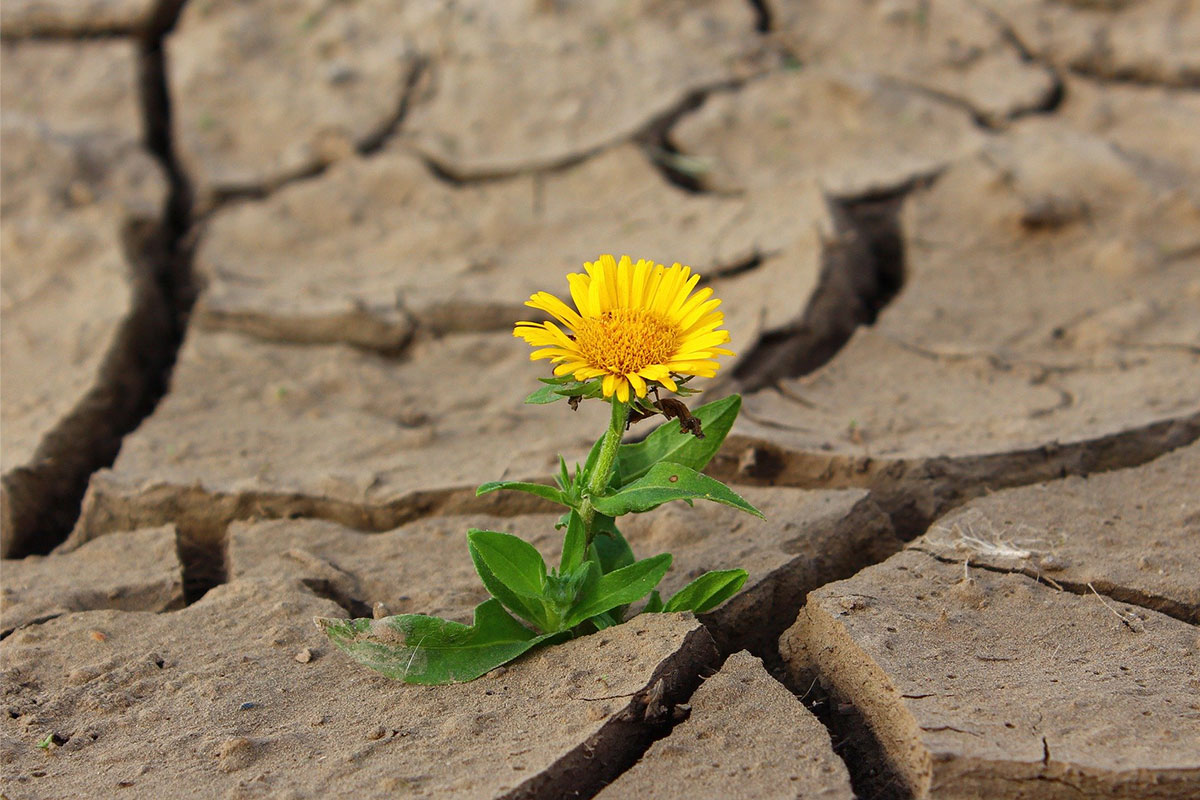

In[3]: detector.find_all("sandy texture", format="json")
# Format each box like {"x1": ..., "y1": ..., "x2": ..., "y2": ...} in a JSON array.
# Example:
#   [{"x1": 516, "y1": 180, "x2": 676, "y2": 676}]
[
  {"x1": 917, "y1": 441, "x2": 1200, "y2": 623},
  {"x1": 398, "y1": 0, "x2": 767, "y2": 178},
  {"x1": 1059, "y1": 75, "x2": 1200, "y2": 186},
  {"x1": 670, "y1": 68, "x2": 984, "y2": 195},
  {"x1": 714, "y1": 118, "x2": 1200, "y2": 529},
  {"x1": 68, "y1": 328, "x2": 608, "y2": 546},
  {"x1": 770, "y1": 0, "x2": 1058, "y2": 124},
  {"x1": 782, "y1": 548, "x2": 1200, "y2": 798},
  {"x1": 0, "y1": 41, "x2": 170, "y2": 557},
  {"x1": 166, "y1": 0, "x2": 428, "y2": 203},
  {"x1": 227, "y1": 486, "x2": 897, "y2": 653},
  {"x1": 982, "y1": 0, "x2": 1200, "y2": 86},
  {"x1": 0, "y1": 583, "x2": 715, "y2": 799},
  {"x1": 1, "y1": 527, "x2": 182, "y2": 637},
  {"x1": 595, "y1": 651, "x2": 853, "y2": 800},
  {"x1": 0, "y1": 0, "x2": 177, "y2": 36},
  {"x1": 192, "y1": 144, "x2": 834, "y2": 353},
  {"x1": 168, "y1": 0, "x2": 767, "y2": 202}
]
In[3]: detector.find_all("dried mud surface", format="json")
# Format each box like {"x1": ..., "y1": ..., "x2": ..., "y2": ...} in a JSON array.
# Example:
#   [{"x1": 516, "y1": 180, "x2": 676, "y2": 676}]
[{"x1": 3, "y1": 0, "x2": 1200, "y2": 797}]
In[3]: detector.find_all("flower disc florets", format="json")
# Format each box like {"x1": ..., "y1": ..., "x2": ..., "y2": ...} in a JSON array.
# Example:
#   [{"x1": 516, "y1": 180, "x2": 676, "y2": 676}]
[{"x1": 514, "y1": 255, "x2": 733, "y2": 402}]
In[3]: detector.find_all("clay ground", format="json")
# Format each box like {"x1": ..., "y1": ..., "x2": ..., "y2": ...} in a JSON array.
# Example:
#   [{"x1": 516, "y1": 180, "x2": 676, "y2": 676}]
[{"x1": 2, "y1": 1, "x2": 1199, "y2": 798}]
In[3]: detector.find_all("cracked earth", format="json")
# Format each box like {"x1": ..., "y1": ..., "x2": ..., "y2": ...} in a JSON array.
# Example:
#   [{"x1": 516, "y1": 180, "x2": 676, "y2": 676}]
[{"x1": 1, "y1": 1, "x2": 1198, "y2": 798}]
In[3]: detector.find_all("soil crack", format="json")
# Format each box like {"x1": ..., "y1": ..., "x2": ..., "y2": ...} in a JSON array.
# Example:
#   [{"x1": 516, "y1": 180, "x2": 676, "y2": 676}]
[
  {"x1": 732, "y1": 184, "x2": 910, "y2": 392},
  {"x1": 910, "y1": 546, "x2": 1198, "y2": 626}
]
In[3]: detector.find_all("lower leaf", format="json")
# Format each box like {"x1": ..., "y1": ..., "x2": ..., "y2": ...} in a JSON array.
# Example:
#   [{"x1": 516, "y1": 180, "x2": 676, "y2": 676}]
[
  {"x1": 662, "y1": 569, "x2": 748, "y2": 614},
  {"x1": 315, "y1": 599, "x2": 560, "y2": 685}
]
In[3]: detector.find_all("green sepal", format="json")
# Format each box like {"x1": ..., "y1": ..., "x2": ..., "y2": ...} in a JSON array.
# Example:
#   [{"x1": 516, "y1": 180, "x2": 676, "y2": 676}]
[
  {"x1": 315, "y1": 599, "x2": 560, "y2": 685},
  {"x1": 662, "y1": 569, "x2": 748, "y2": 614},
  {"x1": 613, "y1": 395, "x2": 741, "y2": 486},
  {"x1": 476, "y1": 480, "x2": 567, "y2": 506},
  {"x1": 563, "y1": 553, "x2": 672, "y2": 628},
  {"x1": 591, "y1": 462, "x2": 763, "y2": 518},
  {"x1": 467, "y1": 530, "x2": 553, "y2": 631}
]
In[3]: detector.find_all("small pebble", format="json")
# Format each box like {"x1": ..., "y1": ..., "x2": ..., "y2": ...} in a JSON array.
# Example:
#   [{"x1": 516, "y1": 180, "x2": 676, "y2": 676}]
[
  {"x1": 88, "y1": 630, "x2": 107, "y2": 642},
  {"x1": 366, "y1": 725, "x2": 387, "y2": 741},
  {"x1": 486, "y1": 666, "x2": 508, "y2": 679},
  {"x1": 294, "y1": 648, "x2": 313, "y2": 664},
  {"x1": 239, "y1": 702, "x2": 258, "y2": 711}
]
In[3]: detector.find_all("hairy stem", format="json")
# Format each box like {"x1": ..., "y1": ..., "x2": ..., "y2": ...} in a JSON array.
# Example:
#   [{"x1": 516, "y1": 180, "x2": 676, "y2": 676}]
[{"x1": 580, "y1": 398, "x2": 629, "y2": 548}]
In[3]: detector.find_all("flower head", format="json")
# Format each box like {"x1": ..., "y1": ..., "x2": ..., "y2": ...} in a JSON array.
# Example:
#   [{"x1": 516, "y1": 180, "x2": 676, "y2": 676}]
[{"x1": 514, "y1": 255, "x2": 733, "y2": 402}]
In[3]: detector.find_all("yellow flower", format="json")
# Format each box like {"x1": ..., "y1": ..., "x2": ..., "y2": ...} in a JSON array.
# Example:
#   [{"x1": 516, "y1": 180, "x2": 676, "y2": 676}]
[{"x1": 514, "y1": 255, "x2": 733, "y2": 403}]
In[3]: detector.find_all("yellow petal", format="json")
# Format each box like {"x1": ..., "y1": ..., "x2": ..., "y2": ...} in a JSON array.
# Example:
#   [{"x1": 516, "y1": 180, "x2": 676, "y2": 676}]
[
  {"x1": 627, "y1": 372, "x2": 648, "y2": 398},
  {"x1": 602, "y1": 373, "x2": 618, "y2": 397},
  {"x1": 567, "y1": 273, "x2": 593, "y2": 317},
  {"x1": 630, "y1": 258, "x2": 650, "y2": 309},
  {"x1": 671, "y1": 286, "x2": 713, "y2": 325},
  {"x1": 615, "y1": 378, "x2": 630, "y2": 403},
  {"x1": 617, "y1": 255, "x2": 632, "y2": 308},
  {"x1": 527, "y1": 292, "x2": 583, "y2": 329}
]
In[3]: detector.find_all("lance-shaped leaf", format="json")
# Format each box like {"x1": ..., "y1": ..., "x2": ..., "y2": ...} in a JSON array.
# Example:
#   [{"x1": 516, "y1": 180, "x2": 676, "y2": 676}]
[
  {"x1": 468, "y1": 530, "x2": 553, "y2": 631},
  {"x1": 476, "y1": 480, "x2": 567, "y2": 506},
  {"x1": 612, "y1": 395, "x2": 741, "y2": 486},
  {"x1": 315, "y1": 599, "x2": 559, "y2": 685},
  {"x1": 559, "y1": 510, "x2": 587, "y2": 573},
  {"x1": 524, "y1": 382, "x2": 570, "y2": 404},
  {"x1": 523, "y1": 375, "x2": 599, "y2": 405},
  {"x1": 563, "y1": 553, "x2": 672, "y2": 628},
  {"x1": 591, "y1": 462, "x2": 764, "y2": 518},
  {"x1": 643, "y1": 590, "x2": 665, "y2": 613},
  {"x1": 662, "y1": 569, "x2": 748, "y2": 614},
  {"x1": 591, "y1": 515, "x2": 635, "y2": 574}
]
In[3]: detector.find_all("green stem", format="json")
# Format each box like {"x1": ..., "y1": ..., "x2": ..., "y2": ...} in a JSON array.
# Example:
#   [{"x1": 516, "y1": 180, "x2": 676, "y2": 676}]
[{"x1": 580, "y1": 398, "x2": 629, "y2": 548}]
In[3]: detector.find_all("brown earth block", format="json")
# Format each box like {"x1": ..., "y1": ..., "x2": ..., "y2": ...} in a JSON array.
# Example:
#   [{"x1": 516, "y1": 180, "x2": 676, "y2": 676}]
[
  {"x1": 167, "y1": 0, "x2": 767, "y2": 202},
  {"x1": 228, "y1": 486, "x2": 898, "y2": 657},
  {"x1": 781, "y1": 549, "x2": 1200, "y2": 799},
  {"x1": 979, "y1": 0, "x2": 1200, "y2": 87},
  {"x1": 917, "y1": 441, "x2": 1200, "y2": 623},
  {"x1": 770, "y1": 0, "x2": 1058, "y2": 124},
  {"x1": 595, "y1": 651, "x2": 853, "y2": 800},
  {"x1": 712, "y1": 119, "x2": 1200, "y2": 532},
  {"x1": 192, "y1": 144, "x2": 834, "y2": 354},
  {"x1": 396, "y1": 0, "x2": 767, "y2": 179},
  {"x1": 0, "y1": 40, "x2": 171, "y2": 557},
  {"x1": 1, "y1": 527, "x2": 183, "y2": 637},
  {"x1": 670, "y1": 67, "x2": 984, "y2": 195},
  {"x1": 0, "y1": 0, "x2": 180, "y2": 36},
  {"x1": 0, "y1": 581, "x2": 717, "y2": 799}
]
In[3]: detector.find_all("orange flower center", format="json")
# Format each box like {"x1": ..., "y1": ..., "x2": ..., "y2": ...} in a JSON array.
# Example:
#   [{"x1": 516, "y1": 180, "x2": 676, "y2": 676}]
[{"x1": 575, "y1": 309, "x2": 680, "y2": 376}]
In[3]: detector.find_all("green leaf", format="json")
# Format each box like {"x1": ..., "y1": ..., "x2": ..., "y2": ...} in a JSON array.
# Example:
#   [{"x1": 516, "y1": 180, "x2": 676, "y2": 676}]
[
  {"x1": 643, "y1": 590, "x2": 664, "y2": 613},
  {"x1": 467, "y1": 530, "x2": 548, "y2": 598},
  {"x1": 476, "y1": 480, "x2": 567, "y2": 506},
  {"x1": 316, "y1": 599, "x2": 559, "y2": 685},
  {"x1": 591, "y1": 515, "x2": 635, "y2": 574},
  {"x1": 588, "y1": 610, "x2": 620, "y2": 630},
  {"x1": 663, "y1": 569, "x2": 748, "y2": 614},
  {"x1": 556, "y1": 456, "x2": 571, "y2": 492},
  {"x1": 613, "y1": 395, "x2": 741, "y2": 486},
  {"x1": 467, "y1": 531, "x2": 553, "y2": 631},
  {"x1": 592, "y1": 462, "x2": 764, "y2": 518},
  {"x1": 564, "y1": 553, "x2": 672, "y2": 628},
  {"x1": 559, "y1": 510, "x2": 587, "y2": 573},
  {"x1": 524, "y1": 376, "x2": 598, "y2": 405},
  {"x1": 581, "y1": 430, "x2": 607, "y2": 486},
  {"x1": 524, "y1": 383, "x2": 570, "y2": 404}
]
